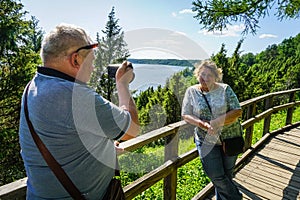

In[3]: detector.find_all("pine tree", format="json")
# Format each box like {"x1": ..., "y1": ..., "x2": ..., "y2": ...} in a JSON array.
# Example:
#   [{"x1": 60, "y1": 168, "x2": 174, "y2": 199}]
[
  {"x1": 0, "y1": 0, "x2": 42, "y2": 185},
  {"x1": 90, "y1": 7, "x2": 130, "y2": 101}
]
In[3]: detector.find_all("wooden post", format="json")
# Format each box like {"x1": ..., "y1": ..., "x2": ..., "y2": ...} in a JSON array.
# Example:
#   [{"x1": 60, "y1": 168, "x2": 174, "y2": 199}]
[
  {"x1": 286, "y1": 91, "x2": 295, "y2": 125},
  {"x1": 263, "y1": 96, "x2": 273, "y2": 135},
  {"x1": 164, "y1": 130, "x2": 179, "y2": 200},
  {"x1": 244, "y1": 103, "x2": 256, "y2": 150}
]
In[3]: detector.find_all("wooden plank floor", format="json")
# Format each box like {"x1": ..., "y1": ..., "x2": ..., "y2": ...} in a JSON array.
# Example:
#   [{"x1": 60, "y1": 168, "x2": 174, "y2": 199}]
[{"x1": 233, "y1": 126, "x2": 300, "y2": 200}]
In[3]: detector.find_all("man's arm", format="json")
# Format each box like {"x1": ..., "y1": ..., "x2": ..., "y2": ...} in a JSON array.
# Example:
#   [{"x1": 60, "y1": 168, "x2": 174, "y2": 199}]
[{"x1": 116, "y1": 61, "x2": 140, "y2": 140}]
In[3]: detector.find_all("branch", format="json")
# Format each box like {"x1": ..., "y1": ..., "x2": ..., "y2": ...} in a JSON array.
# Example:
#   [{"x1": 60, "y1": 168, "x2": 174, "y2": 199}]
[{"x1": 192, "y1": 0, "x2": 274, "y2": 35}]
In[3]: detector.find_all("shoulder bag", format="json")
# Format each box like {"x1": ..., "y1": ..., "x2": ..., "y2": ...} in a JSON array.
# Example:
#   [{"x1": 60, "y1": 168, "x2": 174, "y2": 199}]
[
  {"x1": 24, "y1": 82, "x2": 125, "y2": 200},
  {"x1": 201, "y1": 90, "x2": 244, "y2": 156}
]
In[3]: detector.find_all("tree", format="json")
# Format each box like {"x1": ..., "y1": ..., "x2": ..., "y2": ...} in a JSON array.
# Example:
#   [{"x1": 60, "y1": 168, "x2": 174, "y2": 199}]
[
  {"x1": 0, "y1": 0, "x2": 43, "y2": 185},
  {"x1": 192, "y1": 0, "x2": 300, "y2": 35},
  {"x1": 90, "y1": 7, "x2": 130, "y2": 101},
  {"x1": 27, "y1": 16, "x2": 44, "y2": 53},
  {"x1": 211, "y1": 44, "x2": 230, "y2": 84},
  {"x1": 210, "y1": 41, "x2": 248, "y2": 100}
]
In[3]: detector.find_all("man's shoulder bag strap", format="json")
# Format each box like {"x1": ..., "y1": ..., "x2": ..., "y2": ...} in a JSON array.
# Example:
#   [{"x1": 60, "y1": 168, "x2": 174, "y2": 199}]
[{"x1": 24, "y1": 82, "x2": 85, "y2": 200}]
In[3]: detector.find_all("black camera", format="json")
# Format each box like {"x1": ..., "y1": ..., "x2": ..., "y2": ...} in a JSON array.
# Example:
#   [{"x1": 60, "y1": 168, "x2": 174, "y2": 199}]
[
  {"x1": 107, "y1": 63, "x2": 133, "y2": 78},
  {"x1": 107, "y1": 64, "x2": 119, "y2": 78}
]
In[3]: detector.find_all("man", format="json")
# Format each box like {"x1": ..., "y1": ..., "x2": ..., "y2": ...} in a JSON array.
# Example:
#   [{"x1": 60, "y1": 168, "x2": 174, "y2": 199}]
[{"x1": 19, "y1": 23, "x2": 139, "y2": 199}]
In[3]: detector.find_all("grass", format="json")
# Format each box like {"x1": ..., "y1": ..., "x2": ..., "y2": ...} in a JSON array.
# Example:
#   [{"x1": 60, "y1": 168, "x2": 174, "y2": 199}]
[{"x1": 251, "y1": 106, "x2": 300, "y2": 144}]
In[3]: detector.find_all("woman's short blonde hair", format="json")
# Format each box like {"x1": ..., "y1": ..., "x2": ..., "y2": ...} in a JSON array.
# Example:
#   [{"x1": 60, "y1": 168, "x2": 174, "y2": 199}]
[
  {"x1": 40, "y1": 23, "x2": 92, "y2": 63},
  {"x1": 194, "y1": 60, "x2": 223, "y2": 82}
]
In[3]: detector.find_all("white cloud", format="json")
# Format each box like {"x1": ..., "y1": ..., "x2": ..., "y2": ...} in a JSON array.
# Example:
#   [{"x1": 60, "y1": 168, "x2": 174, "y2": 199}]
[
  {"x1": 172, "y1": 9, "x2": 196, "y2": 18},
  {"x1": 171, "y1": 12, "x2": 177, "y2": 17},
  {"x1": 198, "y1": 24, "x2": 245, "y2": 37},
  {"x1": 259, "y1": 34, "x2": 278, "y2": 39},
  {"x1": 179, "y1": 9, "x2": 196, "y2": 15}
]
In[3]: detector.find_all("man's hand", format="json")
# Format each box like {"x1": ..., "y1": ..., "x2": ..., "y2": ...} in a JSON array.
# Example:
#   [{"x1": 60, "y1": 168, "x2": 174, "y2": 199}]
[
  {"x1": 116, "y1": 61, "x2": 134, "y2": 85},
  {"x1": 114, "y1": 141, "x2": 124, "y2": 154}
]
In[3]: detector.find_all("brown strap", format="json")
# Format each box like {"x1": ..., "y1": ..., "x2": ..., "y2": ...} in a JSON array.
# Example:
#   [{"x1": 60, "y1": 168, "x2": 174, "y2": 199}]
[{"x1": 24, "y1": 82, "x2": 85, "y2": 200}]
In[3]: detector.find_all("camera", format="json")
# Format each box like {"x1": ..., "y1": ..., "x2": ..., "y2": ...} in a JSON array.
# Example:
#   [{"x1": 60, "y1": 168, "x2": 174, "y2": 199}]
[
  {"x1": 107, "y1": 64, "x2": 119, "y2": 78},
  {"x1": 107, "y1": 63, "x2": 133, "y2": 78}
]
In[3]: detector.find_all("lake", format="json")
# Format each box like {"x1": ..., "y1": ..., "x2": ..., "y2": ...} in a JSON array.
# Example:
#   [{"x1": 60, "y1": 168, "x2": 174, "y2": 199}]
[{"x1": 129, "y1": 64, "x2": 188, "y2": 93}]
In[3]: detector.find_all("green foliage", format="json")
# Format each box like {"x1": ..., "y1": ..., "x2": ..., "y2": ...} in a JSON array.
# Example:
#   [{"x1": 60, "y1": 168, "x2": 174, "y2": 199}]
[
  {"x1": 0, "y1": 129, "x2": 25, "y2": 185},
  {"x1": 210, "y1": 33, "x2": 300, "y2": 102},
  {"x1": 119, "y1": 145, "x2": 165, "y2": 185},
  {"x1": 176, "y1": 159, "x2": 210, "y2": 200},
  {"x1": 127, "y1": 158, "x2": 210, "y2": 200},
  {"x1": 292, "y1": 106, "x2": 300, "y2": 124},
  {"x1": 192, "y1": 0, "x2": 300, "y2": 35},
  {"x1": 0, "y1": 0, "x2": 42, "y2": 186},
  {"x1": 132, "y1": 180, "x2": 164, "y2": 200}
]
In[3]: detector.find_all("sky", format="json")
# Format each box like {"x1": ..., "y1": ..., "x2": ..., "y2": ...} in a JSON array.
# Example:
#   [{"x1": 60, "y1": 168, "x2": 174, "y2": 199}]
[{"x1": 21, "y1": 0, "x2": 300, "y2": 60}]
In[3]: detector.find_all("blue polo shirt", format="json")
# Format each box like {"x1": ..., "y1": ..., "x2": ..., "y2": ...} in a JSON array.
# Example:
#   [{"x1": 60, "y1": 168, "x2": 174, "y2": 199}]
[{"x1": 19, "y1": 67, "x2": 131, "y2": 199}]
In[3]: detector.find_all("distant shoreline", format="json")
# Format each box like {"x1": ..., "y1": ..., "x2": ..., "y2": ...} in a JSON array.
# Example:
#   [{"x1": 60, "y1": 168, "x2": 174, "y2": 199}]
[{"x1": 128, "y1": 58, "x2": 200, "y2": 67}]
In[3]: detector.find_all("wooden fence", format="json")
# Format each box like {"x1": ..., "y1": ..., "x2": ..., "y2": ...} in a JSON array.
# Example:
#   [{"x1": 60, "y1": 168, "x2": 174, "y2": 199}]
[{"x1": 0, "y1": 88, "x2": 299, "y2": 199}]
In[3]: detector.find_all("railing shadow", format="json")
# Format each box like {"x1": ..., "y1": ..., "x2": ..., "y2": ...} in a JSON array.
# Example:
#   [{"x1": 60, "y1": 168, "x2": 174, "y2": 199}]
[
  {"x1": 254, "y1": 138, "x2": 300, "y2": 200},
  {"x1": 274, "y1": 136, "x2": 300, "y2": 148},
  {"x1": 282, "y1": 127, "x2": 300, "y2": 200},
  {"x1": 282, "y1": 159, "x2": 300, "y2": 200},
  {"x1": 256, "y1": 153, "x2": 295, "y2": 173},
  {"x1": 233, "y1": 181, "x2": 263, "y2": 200},
  {"x1": 276, "y1": 127, "x2": 300, "y2": 199}
]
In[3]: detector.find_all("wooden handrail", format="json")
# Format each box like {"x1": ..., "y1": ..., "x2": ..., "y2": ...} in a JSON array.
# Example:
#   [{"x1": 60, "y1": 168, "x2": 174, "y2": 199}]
[
  {"x1": 119, "y1": 121, "x2": 188, "y2": 153},
  {"x1": 0, "y1": 88, "x2": 299, "y2": 200}
]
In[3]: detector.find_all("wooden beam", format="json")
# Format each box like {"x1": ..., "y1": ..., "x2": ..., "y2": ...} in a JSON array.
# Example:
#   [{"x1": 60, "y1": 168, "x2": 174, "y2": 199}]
[{"x1": 0, "y1": 177, "x2": 27, "y2": 200}]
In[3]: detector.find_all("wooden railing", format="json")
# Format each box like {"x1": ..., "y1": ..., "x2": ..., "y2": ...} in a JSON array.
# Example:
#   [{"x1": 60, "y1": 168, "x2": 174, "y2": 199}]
[{"x1": 1, "y1": 88, "x2": 300, "y2": 200}]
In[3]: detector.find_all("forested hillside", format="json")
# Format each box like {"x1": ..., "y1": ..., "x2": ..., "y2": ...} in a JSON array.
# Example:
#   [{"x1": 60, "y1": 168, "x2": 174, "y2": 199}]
[{"x1": 237, "y1": 35, "x2": 300, "y2": 101}]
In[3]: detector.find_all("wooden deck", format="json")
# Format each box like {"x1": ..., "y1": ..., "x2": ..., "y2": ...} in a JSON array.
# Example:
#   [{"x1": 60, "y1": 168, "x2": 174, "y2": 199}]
[{"x1": 228, "y1": 126, "x2": 300, "y2": 200}]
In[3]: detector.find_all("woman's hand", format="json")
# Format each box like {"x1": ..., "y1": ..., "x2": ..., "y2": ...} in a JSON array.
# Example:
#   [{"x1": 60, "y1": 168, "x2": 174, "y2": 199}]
[
  {"x1": 202, "y1": 121, "x2": 216, "y2": 135},
  {"x1": 182, "y1": 115, "x2": 219, "y2": 135}
]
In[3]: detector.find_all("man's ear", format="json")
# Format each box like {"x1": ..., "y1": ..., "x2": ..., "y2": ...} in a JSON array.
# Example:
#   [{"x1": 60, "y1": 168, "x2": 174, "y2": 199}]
[{"x1": 71, "y1": 53, "x2": 80, "y2": 68}]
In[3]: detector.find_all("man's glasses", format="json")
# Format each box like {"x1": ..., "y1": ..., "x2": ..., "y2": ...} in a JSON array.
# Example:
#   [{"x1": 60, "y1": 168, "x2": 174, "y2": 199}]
[{"x1": 74, "y1": 43, "x2": 99, "y2": 53}]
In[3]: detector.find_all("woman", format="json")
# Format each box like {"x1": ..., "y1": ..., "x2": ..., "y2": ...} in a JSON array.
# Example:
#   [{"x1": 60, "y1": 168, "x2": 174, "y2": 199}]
[{"x1": 181, "y1": 60, "x2": 242, "y2": 200}]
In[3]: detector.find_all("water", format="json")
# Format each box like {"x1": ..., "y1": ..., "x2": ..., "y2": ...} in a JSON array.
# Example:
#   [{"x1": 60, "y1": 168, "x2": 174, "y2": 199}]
[{"x1": 129, "y1": 64, "x2": 187, "y2": 93}]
